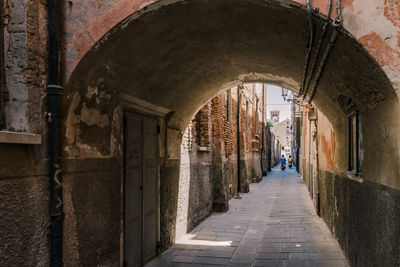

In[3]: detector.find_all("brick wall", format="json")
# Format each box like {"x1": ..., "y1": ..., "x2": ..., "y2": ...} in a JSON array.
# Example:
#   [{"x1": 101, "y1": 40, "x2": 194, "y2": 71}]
[{"x1": 177, "y1": 84, "x2": 266, "y2": 234}]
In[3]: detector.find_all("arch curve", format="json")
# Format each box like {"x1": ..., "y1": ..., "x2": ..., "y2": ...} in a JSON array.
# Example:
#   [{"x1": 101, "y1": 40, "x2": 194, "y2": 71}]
[{"x1": 66, "y1": 0, "x2": 395, "y2": 129}]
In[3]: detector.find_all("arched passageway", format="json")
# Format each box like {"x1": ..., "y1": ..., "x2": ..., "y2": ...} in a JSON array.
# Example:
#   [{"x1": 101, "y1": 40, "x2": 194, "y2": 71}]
[{"x1": 62, "y1": 0, "x2": 400, "y2": 266}]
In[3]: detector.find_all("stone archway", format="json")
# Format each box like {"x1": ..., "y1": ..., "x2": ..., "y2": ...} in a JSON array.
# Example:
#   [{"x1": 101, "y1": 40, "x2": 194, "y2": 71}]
[{"x1": 62, "y1": 0, "x2": 400, "y2": 265}]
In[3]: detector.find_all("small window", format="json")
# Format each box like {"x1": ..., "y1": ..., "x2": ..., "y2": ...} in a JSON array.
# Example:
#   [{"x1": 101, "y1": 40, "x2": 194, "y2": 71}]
[
  {"x1": 348, "y1": 111, "x2": 360, "y2": 175},
  {"x1": 338, "y1": 95, "x2": 360, "y2": 175}
]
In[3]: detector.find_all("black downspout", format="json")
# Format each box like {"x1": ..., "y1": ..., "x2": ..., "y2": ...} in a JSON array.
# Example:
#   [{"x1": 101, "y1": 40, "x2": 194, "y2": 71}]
[
  {"x1": 236, "y1": 86, "x2": 241, "y2": 195},
  {"x1": 47, "y1": 0, "x2": 63, "y2": 266},
  {"x1": 0, "y1": 1, "x2": 4, "y2": 129}
]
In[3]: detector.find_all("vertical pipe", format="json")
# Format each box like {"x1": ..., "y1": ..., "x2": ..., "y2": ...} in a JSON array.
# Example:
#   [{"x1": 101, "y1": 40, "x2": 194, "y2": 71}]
[
  {"x1": 0, "y1": 0, "x2": 4, "y2": 129},
  {"x1": 236, "y1": 86, "x2": 241, "y2": 194},
  {"x1": 313, "y1": 119, "x2": 320, "y2": 215},
  {"x1": 141, "y1": 116, "x2": 145, "y2": 263},
  {"x1": 291, "y1": 102, "x2": 295, "y2": 166},
  {"x1": 300, "y1": 0, "x2": 314, "y2": 97},
  {"x1": 260, "y1": 84, "x2": 265, "y2": 175},
  {"x1": 47, "y1": 0, "x2": 64, "y2": 266},
  {"x1": 308, "y1": 120, "x2": 312, "y2": 192}
]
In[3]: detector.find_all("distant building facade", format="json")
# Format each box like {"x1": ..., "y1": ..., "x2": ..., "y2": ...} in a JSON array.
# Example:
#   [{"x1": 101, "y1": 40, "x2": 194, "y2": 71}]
[
  {"x1": 270, "y1": 118, "x2": 292, "y2": 158},
  {"x1": 270, "y1": 110, "x2": 280, "y2": 123}
]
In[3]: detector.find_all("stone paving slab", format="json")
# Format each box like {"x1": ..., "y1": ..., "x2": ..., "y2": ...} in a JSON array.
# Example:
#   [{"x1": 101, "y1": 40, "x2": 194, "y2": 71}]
[{"x1": 146, "y1": 167, "x2": 349, "y2": 267}]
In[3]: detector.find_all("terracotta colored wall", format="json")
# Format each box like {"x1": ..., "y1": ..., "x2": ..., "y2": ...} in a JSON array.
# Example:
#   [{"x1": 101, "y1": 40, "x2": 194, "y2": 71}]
[
  {"x1": 63, "y1": 0, "x2": 400, "y2": 97},
  {"x1": 317, "y1": 110, "x2": 335, "y2": 171}
]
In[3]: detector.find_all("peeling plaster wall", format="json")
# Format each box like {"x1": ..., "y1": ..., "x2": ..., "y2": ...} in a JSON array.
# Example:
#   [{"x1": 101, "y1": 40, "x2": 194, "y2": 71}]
[
  {"x1": 343, "y1": 0, "x2": 400, "y2": 90},
  {"x1": 64, "y1": 82, "x2": 119, "y2": 158},
  {"x1": 317, "y1": 110, "x2": 335, "y2": 172},
  {"x1": 63, "y1": 0, "x2": 400, "y2": 94},
  {"x1": 62, "y1": 78, "x2": 124, "y2": 265}
]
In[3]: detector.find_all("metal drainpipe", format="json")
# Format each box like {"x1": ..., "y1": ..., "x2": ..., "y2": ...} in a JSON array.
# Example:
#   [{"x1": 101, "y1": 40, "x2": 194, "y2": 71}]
[
  {"x1": 299, "y1": 0, "x2": 314, "y2": 97},
  {"x1": 46, "y1": 0, "x2": 64, "y2": 266},
  {"x1": 236, "y1": 86, "x2": 241, "y2": 195},
  {"x1": 0, "y1": 1, "x2": 4, "y2": 129},
  {"x1": 307, "y1": 0, "x2": 342, "y2": 103},
  {"x1": 261, "y1": 84, "x2": 265, "y2": 175},
  {"x1": 313, "y1": 119, "x2": 320, "y2": 215}
]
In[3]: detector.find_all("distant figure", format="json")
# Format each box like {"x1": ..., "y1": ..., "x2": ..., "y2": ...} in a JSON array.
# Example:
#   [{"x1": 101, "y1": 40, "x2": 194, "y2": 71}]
[
  {"x1": 280, "y1": 155, "x2": 286, "y2": 171},
  {"x1": 288, "y1": 155, "x2": 293, "y2": 168}
]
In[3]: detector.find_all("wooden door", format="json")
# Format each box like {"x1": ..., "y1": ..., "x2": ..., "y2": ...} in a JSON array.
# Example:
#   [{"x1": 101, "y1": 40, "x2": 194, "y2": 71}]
[{"x1": 124, "y1": 112, "x2": 159, "y2": 266}]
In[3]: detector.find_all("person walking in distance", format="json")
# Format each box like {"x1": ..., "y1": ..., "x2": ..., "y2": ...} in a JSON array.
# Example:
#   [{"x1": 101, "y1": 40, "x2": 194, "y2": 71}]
[
  {"x1": 288, "y1": 155, "x2": 293, "y2": 169},
  {"x1": 280, "y1": 155, "x2": 287, "y2": 171}
]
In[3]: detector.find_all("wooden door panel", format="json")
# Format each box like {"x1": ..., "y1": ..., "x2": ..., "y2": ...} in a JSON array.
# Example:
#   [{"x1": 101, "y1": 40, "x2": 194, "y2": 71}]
[
  {"x1": 124, "y1": 113, "x2": 143, "y2": 267},
  {"x1": 125, "y1": 113, "x2": 159, "y2": 266},
  {"x1": 143, "y1": 118, "x2": 158, "y2": 261}
]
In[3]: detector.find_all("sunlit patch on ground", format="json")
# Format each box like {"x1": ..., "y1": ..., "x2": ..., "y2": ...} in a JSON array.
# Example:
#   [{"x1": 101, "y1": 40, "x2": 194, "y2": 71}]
[{"x1": 176, "y1": 234, "x2": 233, "y2": 247}]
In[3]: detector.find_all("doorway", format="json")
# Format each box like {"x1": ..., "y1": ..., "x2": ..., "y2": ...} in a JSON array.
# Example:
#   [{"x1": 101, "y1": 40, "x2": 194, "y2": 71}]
[{"x1": 124, "y1": 111, "x2": 159, "y2": 266}]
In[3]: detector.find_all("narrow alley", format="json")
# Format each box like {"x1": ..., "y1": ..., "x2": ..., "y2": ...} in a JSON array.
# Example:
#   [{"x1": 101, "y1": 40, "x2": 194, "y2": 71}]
[
  {"x1": 147, "y1": 168, "x2": 348, "y2": 267},
  {"x1": 2, "y1": 0, "x2": 400, "y2": 266}
]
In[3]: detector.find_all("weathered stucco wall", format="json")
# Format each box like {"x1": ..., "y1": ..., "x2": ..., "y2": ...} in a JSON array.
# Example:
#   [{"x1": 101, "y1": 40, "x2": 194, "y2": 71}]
[
  {"x1": 301, "y1": 103, "x2": 400, "y2": 266},
  {"x1": 0, "y1": 174, "x2": 49, "y2": 266},
  {"x1": 317, "y1": 110, "x2": 335, "y2": 171},
  {"x1": 0, "y1": 144, "x2": 49, "y2": 266},
  {"x1": 176, "y1": 106, "x2": 213, "y2": 241},
  {"x1": 63, "y1": 159, "x2": 122, "y2": 266},
  {"x1": 317, "y1": 170, "x2": 400, "y2": 267},
  {"x1": 62, "y1": 73, "x2": 125, "y2": 265},
  {"x1": 63, "y1": 0, "x2": 400, "y2": 96}
]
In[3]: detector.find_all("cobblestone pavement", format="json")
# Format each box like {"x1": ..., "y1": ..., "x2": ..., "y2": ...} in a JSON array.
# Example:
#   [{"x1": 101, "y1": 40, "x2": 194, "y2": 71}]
[{"x1": 147, "y1": 167, "x2": 349, "y2": 267}]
